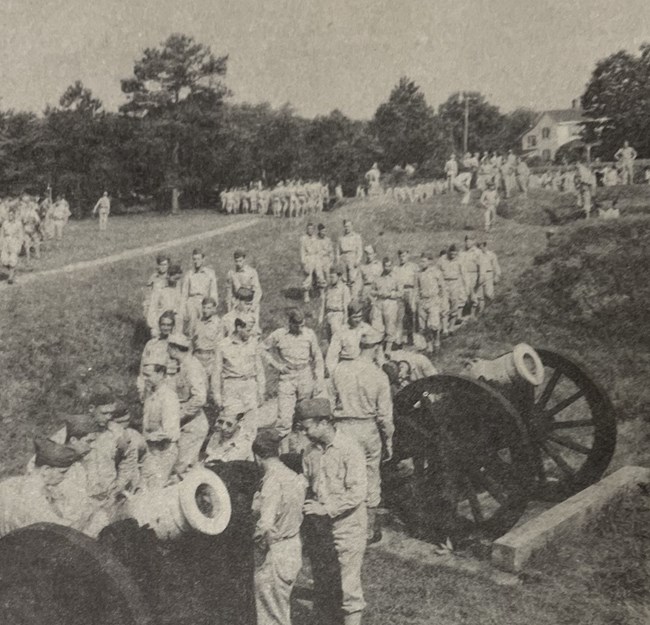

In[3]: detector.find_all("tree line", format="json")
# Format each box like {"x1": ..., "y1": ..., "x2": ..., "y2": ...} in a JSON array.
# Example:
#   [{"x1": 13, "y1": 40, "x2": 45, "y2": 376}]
[{"x1": 1, "y1": 34, "x2": 643, "y2": 215}]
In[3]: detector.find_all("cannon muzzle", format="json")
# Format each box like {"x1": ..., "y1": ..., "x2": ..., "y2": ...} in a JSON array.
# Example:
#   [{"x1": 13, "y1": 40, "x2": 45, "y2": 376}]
[{"x1": 464, "y1": 343, "x2": 545, "y2": 386}]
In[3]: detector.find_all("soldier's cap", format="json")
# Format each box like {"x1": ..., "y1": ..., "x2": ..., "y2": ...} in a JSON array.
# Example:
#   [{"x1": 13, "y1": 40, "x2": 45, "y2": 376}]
[
  {"x1": 112, "y1": 401, "x2": 131, "y2": 422},
  {"x1": 363, "y1": 244, "x2": 375, "y2": 255},
  {"x1": 235, "y1": 287, "x2": 255, "y2": 302},
  {"x1": 168, "y1": 333, "x2": 191, "y2": 350},
  {"x1": 288, "y1": 309, "x2": 305, "y2": 324},
  {"x1": 347, "y1": 300, "x2": 363, "y2": 316},
  {"x1": 142, "y1": 351, "x2": 169, "y2": 368},
  {"x1": 360, "y1": 328, "x2": 384, "y2": 348},
  {"x1": 233, "y1": 249, "x2": 246, "y2": 259},
  {"x1": 252, "y1": 428, "x2": 282, "y2": 458},
  {"x1": 294, "y1": 398, "x2": 332, "y2": 422},
  {"x1": 65, "y1": 414, "x2": 102, "y2": 439},
  {"x1": 168, "y1": 263, "x2": 183, "y2": 276},
  {"x1": 34, "y1": 436, "x2": 84, "y2": 468}
]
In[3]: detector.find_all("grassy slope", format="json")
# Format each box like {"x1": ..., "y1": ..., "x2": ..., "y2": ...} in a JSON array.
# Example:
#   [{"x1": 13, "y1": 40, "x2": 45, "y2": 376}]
[{"x1": 1, "y1": 188, "x2": 649, "y2": 624}]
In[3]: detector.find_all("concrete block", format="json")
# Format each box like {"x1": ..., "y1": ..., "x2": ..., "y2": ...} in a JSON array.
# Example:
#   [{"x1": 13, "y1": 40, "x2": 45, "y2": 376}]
[{"x1": 492, "y1": 465, "x2": 650, "y2": 573}]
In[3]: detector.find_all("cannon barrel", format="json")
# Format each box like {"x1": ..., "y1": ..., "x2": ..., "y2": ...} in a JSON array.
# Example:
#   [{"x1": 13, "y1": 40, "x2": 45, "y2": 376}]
[{"x1": 463, "y1": 343, "x2": 545, "y2": 387}]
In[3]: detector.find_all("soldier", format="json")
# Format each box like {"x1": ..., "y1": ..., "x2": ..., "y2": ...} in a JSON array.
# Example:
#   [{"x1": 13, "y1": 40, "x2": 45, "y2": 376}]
[
  {"x1": 204, "y1": 408, "x2": 255, "y2": 462},
  {"x1": 140, "y1": 354, "x2": 181, "y2": 489},
  {"x1": 182, "y1": 249, "x2": 218, "y2": 332},
  {"x1": 393, "y1": 249, "x2": 419, "y2": 346},
  {"x1": 337, "y1": 219, "x2": 363, "y2": 300},
  {"x1": 359, "y1": 244, "x2": 383, "y2": 321},
  {"x1": 416, "y1": 253, "x2": 448, "y2": 351},
  {"x1": 614, "y1": 140, "x2": 637, "y2": 185},
  {"x1": 92, "y1": 191, "x2": 111, "y2": 231},
  {"x1": 296, "y1": 398, "x2": 368, "y2": 625},
  {"x1": 385, "y1": 346, "x2": 438, "y2": 381},
  {"x1": 147, "y1": 263, "x2": 184, "y2": 338},
  {"x1": 575, "y1": 161, "x2": 596, "y2": 218},
  {"x1": 501, "y1": 150, "x2": 517, "y2": 199},
  {"x1": 438, "y1": 245, "x2": 468, "y2": 333},
  {"x1": 167, "y1": 334, "x2": 209, "y2": 476},
  {"x1": 516, "y1": 157, "x2": 531, "y2": 195},
  {"x1": 191, "y1": 297, "x2": 223, "y2": 385},
  {"x1": 331, "y1": 328, "x2": 393, "y2": 542},
  {"x1": 262, "y1": 309, "x2": 325, "y2": 446},
  {"x1": 371, "y1": 257, "x2": 402, "y2": 351},
  {"x1": 222, "y1": 287, "x2": 260, "y2": 338},
  {"x1": 225, "y1": 249, "x2": 262, "y2": 324},
  {"x1": 478, "y1": 238, "x2": 502, "y2": 304},
  {"x1": 480, "y1": 179, "x2": 500, "y2": 232},
  {"x1": 320, "y1": 265, "x2": 351, "y2": 342},
  {"x1": 0, "y1": 208, "x2": 24, "y2": 284},
  {"x1": 300, "y1": 223, "x2": 324, "y2": 303},
  {"x1": 251, "y1": 429, "x2": 306, "y2": 625},
  {"x1": 212, "y1": 317, "x2": 265, "y2": 426},
  {"x1": 142, "y1": 254, "x2": 170, "y2": 317},
  {"x1": 50, "y1": 195, "x2": 72, "y2": 241},
  {"x1": 444, "y1": 154, "x2": 458, "y2": 191},
  {"x1": 325, "y1": 301, "x2": 373, "y2": 377},
  {"x1": 137, "y1": 310, "x2": 178, "y2": 401},
  {"x1": 316, "y1": 223, "x2": 334, "y2": 278},
  {"x1": 21, "y1": 200, "x2": 41, "y2": 261},
  {"x1": 459, "y1": 234, "x2": 484, "y2": 320}
]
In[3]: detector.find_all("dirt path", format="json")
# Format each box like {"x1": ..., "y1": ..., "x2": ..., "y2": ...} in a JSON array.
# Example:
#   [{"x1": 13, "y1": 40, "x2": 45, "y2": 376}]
[{"x1": 12, "y1": 218, "x2": 261, "y2": 285}]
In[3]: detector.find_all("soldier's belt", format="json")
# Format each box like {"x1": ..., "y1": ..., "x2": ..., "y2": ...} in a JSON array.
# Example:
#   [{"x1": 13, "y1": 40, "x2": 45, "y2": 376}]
[
  {"x1": 326, "y1": 308, "x2": 344, "y2": 313},
  {"x1": 195, "y1": 348, "x2": 215, "y2": 354},
  {"x1": 444, "y1": 277, "x2": 459, "y2": 281},
  {"x1": 402, "y1": 285, "x2": 414, "y2": 289},
  {"x1": 224, "y1": 375, "x2": 256, "y2": 381}
]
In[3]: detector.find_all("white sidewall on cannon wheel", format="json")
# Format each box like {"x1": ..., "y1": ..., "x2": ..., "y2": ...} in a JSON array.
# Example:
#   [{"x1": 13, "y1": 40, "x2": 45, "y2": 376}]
[{"x1": 179, "y1": 468, "x2": 232, "y2": 536}]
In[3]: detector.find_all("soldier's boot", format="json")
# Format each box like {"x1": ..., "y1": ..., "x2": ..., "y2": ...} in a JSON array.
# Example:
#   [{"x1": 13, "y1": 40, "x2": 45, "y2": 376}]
[{"x1": 303, "y1": 290, "x2": 310, "y2": 303}]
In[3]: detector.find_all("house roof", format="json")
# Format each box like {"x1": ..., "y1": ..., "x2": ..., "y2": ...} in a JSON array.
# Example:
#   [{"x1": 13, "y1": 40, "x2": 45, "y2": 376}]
[{"x1": 544, "y1": 109, "x2": 587, "y2": 124}]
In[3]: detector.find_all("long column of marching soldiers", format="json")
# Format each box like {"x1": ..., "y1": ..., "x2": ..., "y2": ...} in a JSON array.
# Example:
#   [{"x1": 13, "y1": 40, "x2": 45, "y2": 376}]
[
  {"x1": 220, "y1": 180, "x2": 330, "y2": 218},
  {"x1": 0, "y1": 214, "x2": 502, "y2": 625},
  {"x1": 0, "y1": 192, "x2": 72, "y2": 283}
]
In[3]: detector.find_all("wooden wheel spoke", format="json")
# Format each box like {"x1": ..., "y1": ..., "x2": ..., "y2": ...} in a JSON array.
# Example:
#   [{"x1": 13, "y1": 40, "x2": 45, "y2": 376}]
[
  {"x1": 544, "y1": 390, "x2": 585, "y2": 419},
  {"x1": 469, "y1": 469, "x2": 508, "y2": 507},
  {"x1": 551, "y1": 419, "x2": 594, "y2": 429},
  {"x1": 463, "y1": 477, "x2": 484, "y2": 523},
  {"x1": 547, "y1": 433, "x2": 591, "y2": 455},
  {"x1": 540, "y1": 442, "x2": 576, "y2": 480},
  {"x1": 536, "y1": 369, "x2": 562, "y2": 409}
]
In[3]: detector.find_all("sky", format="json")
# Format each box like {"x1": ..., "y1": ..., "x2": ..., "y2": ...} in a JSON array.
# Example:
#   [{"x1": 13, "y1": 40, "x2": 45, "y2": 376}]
[{"x1": 1, "y1": 0, "x2": 649, "y2": 119}]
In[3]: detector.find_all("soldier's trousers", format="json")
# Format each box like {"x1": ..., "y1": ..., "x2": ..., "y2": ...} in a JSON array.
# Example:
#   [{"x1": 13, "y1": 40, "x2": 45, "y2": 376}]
[
  {"x1": 303, "y1": 257, "x2": 326, "y2": 291},
  {"x1": 275, "y1": 368, "x2": 315, "y2": 438},
  {"x1": 254, "y1": 535, "x2": 302, "y2": 625},
  {"x1": 174, "y1": 413, "x2": 209, "y2": 475},
  {"x1": 370, "y1": 299, "x2": 399, "y2": 346}
]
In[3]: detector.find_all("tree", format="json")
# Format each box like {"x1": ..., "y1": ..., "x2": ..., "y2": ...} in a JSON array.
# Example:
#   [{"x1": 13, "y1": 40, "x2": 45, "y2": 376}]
[
  {"x1": 496, "y1": 108, "x2": 538, "y2": 152},
  {"x1": 120, "y1": 34, "x2": 229, "y2": 212},
  {"x1": 372, "y1": 77, "x2": 440, "y2": 170},
  {"x1": 582, "y1": 45, "x2": 650, "y2": 158},
  {"x1": 438, "y1": 92, "x2": 505, "y2": 154}
]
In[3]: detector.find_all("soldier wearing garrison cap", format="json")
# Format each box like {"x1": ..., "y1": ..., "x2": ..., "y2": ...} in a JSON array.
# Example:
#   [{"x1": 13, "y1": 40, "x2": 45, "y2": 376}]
[
  {"x1": 226, "y1": 249, "x2": 262, "y2": 325},
  {"x1": 319, "y1": 263, "x2": 351, "y2": 342},
  {"x1": 296, "y1": 397, "x2": 368, "y2": 625},
  {"x1": 325, "y1": 300, "x2": 372, "y2": 376},
  {"x1": 147, "y1": 263, "x2": 184, "y2": 338}
]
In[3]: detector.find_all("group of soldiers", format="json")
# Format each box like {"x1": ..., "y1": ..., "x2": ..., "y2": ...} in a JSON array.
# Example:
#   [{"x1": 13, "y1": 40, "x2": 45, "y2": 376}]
[
  {"x1": 0, "y1": 192, "x2": 71, "y2": 283},
  {"x1": 220, "y1": 180, "x2": 329, "y2": 218}
]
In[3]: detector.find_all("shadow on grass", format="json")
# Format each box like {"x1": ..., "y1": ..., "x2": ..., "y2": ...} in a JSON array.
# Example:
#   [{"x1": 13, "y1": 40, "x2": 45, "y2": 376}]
[{"x1": 282, "y1": 286, "x2": 305, "y2": 301}]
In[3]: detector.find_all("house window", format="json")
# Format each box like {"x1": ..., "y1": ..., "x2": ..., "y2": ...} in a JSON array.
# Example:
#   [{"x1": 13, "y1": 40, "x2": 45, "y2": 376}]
[
  {"x1": 527, "y1": 135, "x2": 537, "y2": 148},
  {"x1": 542, "y1": 149, "x2": 551, "y2": 161},
  {"x1": 542, "y1": 127, "x2": 551, "y2": 139}
]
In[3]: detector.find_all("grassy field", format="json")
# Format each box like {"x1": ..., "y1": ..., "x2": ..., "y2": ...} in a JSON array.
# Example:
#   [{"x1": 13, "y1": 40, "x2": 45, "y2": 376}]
[{"x1": 0, "y1": 187, "x2": 648, "y2": 624}]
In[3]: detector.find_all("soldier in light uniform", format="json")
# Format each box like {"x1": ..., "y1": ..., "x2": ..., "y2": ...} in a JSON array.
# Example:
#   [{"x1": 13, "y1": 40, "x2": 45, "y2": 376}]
[
  {"x1": 337, "y1": 219, "x2": 363, "y2": 300},
  {"x1": 359, "y1": 245, "x2": 383, "y2": 321},
  {"x1": 501, "y1": 150, "x2": 517, "y2": 199},
  {"x1": 371, "y1": 258, "x2": 402, "y2": 351},
  {"x1": 614, "y1": 140, "x2": 637, "y2": 185},
  {"x1": 212, "y1": 317, "x2": 265, "y2": 427},
  {"x1": 204, "y1": 407, "x2": 255, "y2": 463},
  {"x1": 297, "y1": 398, "x2": 368, "y2": 625},
  {"x1": 478, "y1": 238, "x2": 502, "y2": 304},
  {"x1": 137, "y1": 310, "x2": 179, "y2": 401},
  {"x1": 21, "y1": 200, "x2": 41, "y2": 261},
  {"x1": 316, "y1": 223, "x2": 334, "y2": 278},
  {"x1": 331, "y1": 328, "x2": 393, "y2": 542},
  {"x1": 142, "y1": 254, "x2": 170, "y2": 316},
  {"x1": 516, "y1": 157, "x2": 531, "y2": 195},
  {"x1": 140, "y1": 354, "x2": 181, "y2": 489},
  {"x1": 167, "y1": 334, "x2": 209, "y2": 476},
  {"x1": 438, "y1": 245, "x2": 468, "y2": 333},
  {"x1": 325, "y1": 301, "x2": 372, "y2": 377},
  {"x1": 182, "y1": 249, "x2": 218, "y2": 332},
  {"x1": 480, "y1": 179, "x2": 500, "y2": 232},
  {"x1": 575, "y1": 161, "x2": 596, "y2": 218},
  {"x1": 147, "y1": 264, "x2": 184, "y2": 338},
  {"x1": 444, "y1": 154, "x2": 458, "y2": 191},
  {"x1": 320, "y1": 265, "x2": 351, "y2": 342},
  {"x1": 92, "y1": 191, "x2": 111, "y2": 231},
  {"x1": 459, "y1": 235, "x2": 484, "y2": 320},
  {"x1": 300, "y1": 223, "x2": 325, "y2": 303},
  {"x1": 416, "y1": 253, "x2": 448, "y2": 351},
  {"x1": 1, "y1": 208, "x2": 24, "y2": 284},
  {"x1": 225, "y1": 249, "x2": 262, "y2": 326},
  {"x1": 51, "y1": 195, "x2": 71, "y2": 240},
  {"x1": 393, "y1": 249, "x2": 419, "y2": 346},
  {"x1": 251, "y1": 429, "x2": 306, "y2": 625},
  {"x1": 262, "y1": 309, "x2": 325, "y2": 446},
  {"x1": 191, "y1": 297, "x2": 223, "y2": 387}
]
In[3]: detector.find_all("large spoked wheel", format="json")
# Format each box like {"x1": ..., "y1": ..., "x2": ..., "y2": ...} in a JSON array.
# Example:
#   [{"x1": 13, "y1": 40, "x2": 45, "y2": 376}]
[
  {"x1": 524, "y1": 348, "x2": 617, "y2": 500},
  {"x1": 386, "y1": 374, "x2": 536, "y2": 543},
  {"x1": 0, "y1": 523, "x2": 152, "y2": 625}
]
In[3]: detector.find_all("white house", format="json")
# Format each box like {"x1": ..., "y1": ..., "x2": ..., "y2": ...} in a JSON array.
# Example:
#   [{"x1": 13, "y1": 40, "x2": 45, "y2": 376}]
[{"x1": 521, "y1": 105, "x2": 587, "y2": 161}]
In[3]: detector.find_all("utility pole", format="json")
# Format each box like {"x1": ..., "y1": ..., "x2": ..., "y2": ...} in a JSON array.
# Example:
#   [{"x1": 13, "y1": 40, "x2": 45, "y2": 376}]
[{"x1": 463, "y1": 92, "x2": 469, "y2": 155}]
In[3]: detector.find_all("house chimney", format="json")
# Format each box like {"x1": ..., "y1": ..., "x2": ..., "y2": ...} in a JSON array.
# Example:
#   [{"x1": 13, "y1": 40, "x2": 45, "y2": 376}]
[{"x1": 572, "y1": 99, "x2": 578, "y2": 110}]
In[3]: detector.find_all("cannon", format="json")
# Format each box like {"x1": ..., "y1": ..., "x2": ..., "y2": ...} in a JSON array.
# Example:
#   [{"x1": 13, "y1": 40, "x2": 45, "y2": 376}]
[
  {"x1": 384, "y1": 344, "x2": 617, "y2": 543},
  {"x1": 0, "y1": 344, "x2": 617, "y2": 623}
]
